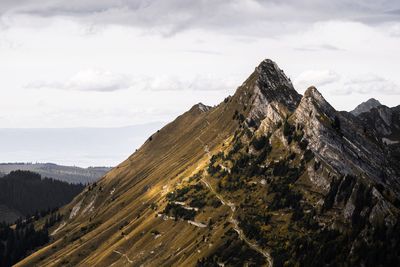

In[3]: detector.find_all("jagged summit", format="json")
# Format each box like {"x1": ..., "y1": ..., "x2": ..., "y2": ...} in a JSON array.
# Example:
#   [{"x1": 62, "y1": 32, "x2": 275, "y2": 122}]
[
  {"x1": 351, "y1": 98, "x2": 382, "y2": 116},
  {"x1": 255, "y1": 59, "x2": 293, "y2": 90},
  {"x1": 238, "y1": 59, "x2": 301, "y2": 131},
  {"x1": 256, "y1": 59, "x2": 300, "y2": 112}
]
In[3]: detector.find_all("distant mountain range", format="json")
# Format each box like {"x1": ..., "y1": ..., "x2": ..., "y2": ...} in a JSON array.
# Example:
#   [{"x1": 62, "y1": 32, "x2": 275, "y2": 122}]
[
  {"x1": 18, "y1": 60, "x2": 400, "y2": 267},
  {"x1": 0, "y1": 163, "x2": 110, "y2": 184}
]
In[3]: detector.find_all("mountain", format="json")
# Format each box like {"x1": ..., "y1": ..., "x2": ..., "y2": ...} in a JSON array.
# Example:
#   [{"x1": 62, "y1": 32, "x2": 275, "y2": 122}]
[
  {"x1": 0, "y1": 163, "x2": 110, "y2": 184},
  {"x1": 0, "y1": 170, "x2": 85, "y2": 224},
  {"x1": 17, "y1": 60, "x2": 400, "y2": 267},
  {"x1": 356, "y1": 105, "x2": 400, "y2": 143},
  {"x1": 350, "y1": 98, "x2": 382, "y2": 116}
]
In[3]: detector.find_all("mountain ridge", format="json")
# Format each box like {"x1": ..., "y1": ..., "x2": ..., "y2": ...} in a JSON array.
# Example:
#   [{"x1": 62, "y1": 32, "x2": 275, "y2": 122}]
[{"x1": 17, "y1": 59, "x2": 400, "y2": 267}]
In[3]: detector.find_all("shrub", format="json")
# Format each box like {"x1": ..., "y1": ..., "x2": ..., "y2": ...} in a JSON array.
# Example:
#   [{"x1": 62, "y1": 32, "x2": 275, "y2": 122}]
[
  {"x1": 299, "y1": 139, "x2": 309, "y2": 150},
  {"x1": 304, "y1": 149, "x2": 314, "y2": 162},
  {"x1": 251, "y1": 135, "x2": 269, "y2": 151},
  {"x1": 283, "y1": 120, "x2": 295, "y2": 137},
  {"x1": 163, "y1": 203, "x2": 196, "y2": 220}
]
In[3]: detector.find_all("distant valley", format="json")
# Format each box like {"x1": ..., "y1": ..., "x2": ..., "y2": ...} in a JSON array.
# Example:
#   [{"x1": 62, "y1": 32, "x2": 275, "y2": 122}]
[{"x1": 0, "y1": 163, "x2": 110, "y2": 184}]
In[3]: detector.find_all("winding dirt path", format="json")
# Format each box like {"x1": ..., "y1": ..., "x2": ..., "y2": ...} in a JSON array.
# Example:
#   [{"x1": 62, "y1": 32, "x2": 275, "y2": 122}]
[
  {"x1": 113, "y1": 250, "x2": 133, "y2": 264},
  {"x1": 201, "y1": 177, "x2": 273, "y2": 267}
]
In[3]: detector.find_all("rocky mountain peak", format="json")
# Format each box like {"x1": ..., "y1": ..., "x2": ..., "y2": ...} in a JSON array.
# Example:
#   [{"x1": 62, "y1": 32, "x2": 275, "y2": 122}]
[
  {"x1": 255, "y1": 59, "x2": 293, "y2": 90},
  {"x1": 254, "y1": 60, "x2": 301, "y2": 109},
  {"x1": 296, "y1": 86, "x2": 335, "y2": 121},
  {"x1": 351, "y1": 98, "x2": 382, "y2": 116},
  {"x1": 241, "y1": 60, "x2": 301, "y2": 131}
]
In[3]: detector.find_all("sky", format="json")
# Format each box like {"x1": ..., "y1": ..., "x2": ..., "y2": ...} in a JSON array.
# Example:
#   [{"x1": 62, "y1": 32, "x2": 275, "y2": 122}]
[{"x1": 0, "y1": 0, "x2": 400, "y2": 129}]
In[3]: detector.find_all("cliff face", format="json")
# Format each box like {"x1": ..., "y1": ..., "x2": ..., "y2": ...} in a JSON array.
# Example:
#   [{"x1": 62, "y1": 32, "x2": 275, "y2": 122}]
[
  {"x1": 18, "y1": 60, "x2": 400, "y2": 267},
  {"x1": 357, "y1": 104, "x2": 400, "y2": 141}
]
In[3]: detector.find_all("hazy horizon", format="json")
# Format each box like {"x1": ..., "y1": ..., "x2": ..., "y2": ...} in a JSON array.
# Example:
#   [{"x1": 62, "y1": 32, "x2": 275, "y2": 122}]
[{"x1": 0, "y1": 122, "x2": 164, "y2": 167}]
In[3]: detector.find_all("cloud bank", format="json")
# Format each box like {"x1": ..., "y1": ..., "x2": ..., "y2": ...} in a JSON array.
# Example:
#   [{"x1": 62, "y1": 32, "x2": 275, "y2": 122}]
[
  {"x1": 1, "y1": 0, "x2": 400, "y2": 36},
  {"x1": 0, "y1": 0, "x2": 399, "y2": 130},
  {"x1": 26, "y1": 70, "x2": 240, "y2": 92}
]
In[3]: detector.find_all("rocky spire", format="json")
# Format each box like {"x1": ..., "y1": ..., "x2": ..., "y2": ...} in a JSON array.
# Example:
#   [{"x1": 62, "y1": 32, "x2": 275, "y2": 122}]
[
  {"x1": 239, "y1": 59, "x2": 301, "y2": 130},
  {"x1": 256, "y1": 59, "x2": 294, "y2": 91},
  {"x1": 254, "y1": 59, "x2": 301, "y2": 112}
]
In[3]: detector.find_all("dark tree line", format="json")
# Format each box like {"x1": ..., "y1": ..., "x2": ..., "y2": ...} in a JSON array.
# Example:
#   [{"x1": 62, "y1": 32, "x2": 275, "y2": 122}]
[
  {"x1": 0, "y1": 170, "x2": 84, "y2": 220},
  {"x1": 0, "y1": 209, "x2": 62, "y2": 267}
]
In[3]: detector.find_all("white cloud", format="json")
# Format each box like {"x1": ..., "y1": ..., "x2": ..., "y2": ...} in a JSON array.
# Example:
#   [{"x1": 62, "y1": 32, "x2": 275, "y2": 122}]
[
  {"x1": 294, "y1": 71, "x2": 400, "y2": 96},
  {"x1": 26, "y1": 70, "x2": 240, "y2": 92},
  {"x1": 294, "y1": 70, "x2": 341, "y2": 91},
  {"x1": 1, "y1": 0, "x2": 400, "y2": 37},
  {"x1": 26, "y1": 69, "x2": 131, "y2": 92},
  {"x1": 68, "y1": 69, "x2": 130, "y2": 91},
  {"x1": 340, "y1": 74, "x2": 400, "y2": 95}
]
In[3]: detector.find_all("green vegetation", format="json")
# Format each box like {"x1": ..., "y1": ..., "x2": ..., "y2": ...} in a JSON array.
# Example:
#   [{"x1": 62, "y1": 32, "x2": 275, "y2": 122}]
[
  {"x1": 250, "y1": 134, "x2": 270, "y2": 151},
  {"x1": 163, "y1": 203, "x2": 196, "y2": 220},
  {"x1": 0, "y1": 209, "x2": 62, "y2": 267},
  {"x1": 205, "y1": 124, "x2": 394, "y2": 266},
  {"x1": 164, "y1": 183, "x2": 221, "y2": 219},
  {"x1": 0, "y1": 170, "x2": 84, "y2": 221},
  {"x1": 283, "y1": 120, "x2": 295, "y2": 141},
  {"x1": 197, "y1": 229, "x2": 266, "y2": 266}
]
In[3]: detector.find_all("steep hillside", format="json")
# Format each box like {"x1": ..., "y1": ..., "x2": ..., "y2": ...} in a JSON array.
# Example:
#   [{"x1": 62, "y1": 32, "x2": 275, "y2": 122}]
[{"x1": 18, "y1": 60, "x2": 400, "y2": 267}]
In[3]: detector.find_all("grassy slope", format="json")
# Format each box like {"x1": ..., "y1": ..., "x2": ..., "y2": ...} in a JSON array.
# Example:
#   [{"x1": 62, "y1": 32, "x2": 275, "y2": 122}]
[{"x1": 17, "y1": 75, "x2": 254, "y2": 267}]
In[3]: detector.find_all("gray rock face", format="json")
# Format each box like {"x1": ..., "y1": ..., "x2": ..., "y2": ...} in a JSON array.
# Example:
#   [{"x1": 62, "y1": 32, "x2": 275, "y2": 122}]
[
  {"x1": 293, "y1": 87, "x2": 400, "y2": 196},
  {"x1": 239, "y1": 61, "x2": 400, "y2": 265},
  {"x1": 358, "y1": 105, "x2": 400, "y2": 142},
  {"x1": 244, "y1": 59, "x2": 302, "y2": 130},
  {"x1": 240, "y1": 62, "x2": 400, "y2": 197},
  {"x1": 351, "y1": 98, "x2": 382, "y2": 116},
  {"x1": 237, "y1": 60, "x2": 400, "y2": 202},
  {"x1": 255, "y1": 59, "x2": 301, "y2": 112}
]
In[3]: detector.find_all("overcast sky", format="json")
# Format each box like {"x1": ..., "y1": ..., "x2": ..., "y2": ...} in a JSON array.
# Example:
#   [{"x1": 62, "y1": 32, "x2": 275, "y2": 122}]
[{"x1": 1, "y1": 0, "x2": 400, "y2": 128}]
